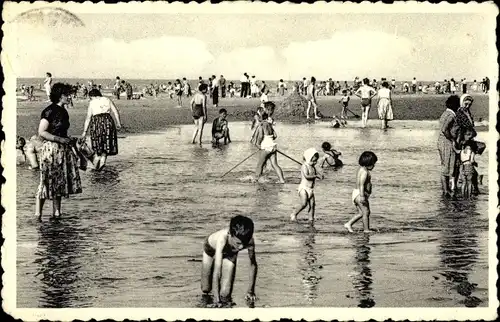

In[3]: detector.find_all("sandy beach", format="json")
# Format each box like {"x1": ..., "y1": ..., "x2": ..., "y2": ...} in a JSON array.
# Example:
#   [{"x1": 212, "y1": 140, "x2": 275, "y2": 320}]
[{"x1": 16, "y1": 92, "x2": 489, "y2": 138}]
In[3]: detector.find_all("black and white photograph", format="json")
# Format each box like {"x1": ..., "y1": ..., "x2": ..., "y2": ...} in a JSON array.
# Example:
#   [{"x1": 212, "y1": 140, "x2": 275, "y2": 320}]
[{"x1": 1, "y1": 1, "x2": 498, "y2": 321}]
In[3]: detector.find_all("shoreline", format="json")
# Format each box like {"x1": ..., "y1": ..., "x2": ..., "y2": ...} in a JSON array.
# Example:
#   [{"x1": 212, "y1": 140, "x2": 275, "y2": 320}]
[{"x1": 16, "y1": 94, "x2": 489, "y2": 138}]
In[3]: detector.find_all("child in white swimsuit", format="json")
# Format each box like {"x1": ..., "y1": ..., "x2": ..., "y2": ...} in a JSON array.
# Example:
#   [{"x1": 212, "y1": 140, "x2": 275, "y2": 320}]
[{"x1": 290, "y1": 148, "x2": 324, "y2": 223}]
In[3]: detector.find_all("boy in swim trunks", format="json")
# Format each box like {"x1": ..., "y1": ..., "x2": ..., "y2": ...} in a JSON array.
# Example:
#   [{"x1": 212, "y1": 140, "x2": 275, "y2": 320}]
[
  {"x1": 306, "y1": 77, "x2": 321, "y2": 120},
  {"x1": 290, "y1": 148, "x2": 324, "y2": 223},
  {"x1": 212, "y1": 108, "x2": 231, "y2": 146},
  {"x1": 354, "y1": 78, "x2": 377, "y2": 128},
  {"x1": 344, "y1": 151, "x2": 377, "y2": 233},
  {"x1": 339, "y1": 90, "x2": 350, "y2": 121},
  {"x1": 201, "y1": 215, "x2": 257, "y2": 306}
]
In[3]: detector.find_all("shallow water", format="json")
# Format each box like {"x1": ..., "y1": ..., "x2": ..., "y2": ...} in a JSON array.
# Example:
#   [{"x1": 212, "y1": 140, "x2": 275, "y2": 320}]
[{"x1": 16, "y1": 121, "x2": 490, "y2": 308}]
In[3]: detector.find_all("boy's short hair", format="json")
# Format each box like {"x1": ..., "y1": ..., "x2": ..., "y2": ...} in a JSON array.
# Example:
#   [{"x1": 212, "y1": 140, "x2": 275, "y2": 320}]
[
  {"x1": 229, "y1": 215, "x2": 254, "y2": 244},
  {"x1": 359, "y1": 151, "x2": 378, "y2": 167},
  {"x1": 363, "y1": 78, "x2": 370, "y2": 85},
  {"x1": 321, "y1": 142, "x2": 331, "y2": 151},
  {"x1": 219, "y1": 108, "x2": 227, "y2": 114},
  {"x1": 382, "y1": 81, "x2": 389, "y2": 88}
]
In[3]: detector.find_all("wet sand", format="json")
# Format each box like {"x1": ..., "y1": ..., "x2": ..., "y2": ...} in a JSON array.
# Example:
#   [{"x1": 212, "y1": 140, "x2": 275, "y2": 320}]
[{"x1": 16, "y1": 93, "x2": 489, "y2": 138}]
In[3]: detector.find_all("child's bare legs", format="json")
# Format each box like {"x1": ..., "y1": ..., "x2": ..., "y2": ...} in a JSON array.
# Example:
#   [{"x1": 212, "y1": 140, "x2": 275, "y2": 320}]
[
  {"x1": 201, "y1": 252, "x2": 214, "y2": 294},
  {"x1": 269, "y1": 152, "x2": 285, "y2": 183},
  {"x1": 219, "y1": 257, "x2": 237, "y2": 302},
  {"x1": 254, "y1": 150, "x2": 269, "y2": 180},
  {"x1": 362, "y1": 106, "x2": 370, "y2": 127},
  {"x1": 308, "y1": 195, "x2": 316, "y2": 223},
  {"x1": 306, "y1": 101, "x2": 312, "y2": 119},
  {"x1": 290, "y1": 190, "x2": 309, "y2": 221},
  {"x1": 345, "y1": 199, "x2": 371, "y2": 233},
  {"x1": 35, "y1": 197, "x2": 45, "y2": 220},
  {"x1": 53, "y1": 196, "x2": 62, "y2": 218},
  {"x1": 192, "y1": 118, "x2": 203, "y2": 144}
]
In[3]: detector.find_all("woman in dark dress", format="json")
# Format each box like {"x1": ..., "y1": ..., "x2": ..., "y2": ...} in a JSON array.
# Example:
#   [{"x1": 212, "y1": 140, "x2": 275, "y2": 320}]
[{"x1": 35, "y1": 83, "x2": 82, "y2": 220}]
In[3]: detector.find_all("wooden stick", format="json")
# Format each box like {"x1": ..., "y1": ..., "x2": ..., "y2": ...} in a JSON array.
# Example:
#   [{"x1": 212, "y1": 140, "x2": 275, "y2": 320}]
[
  {"x1": 221, "y1": 150, "x2": 260, "y2": 178},
  {"x1": 276, "y1": 150, "x2": 302, "y2": 165}
]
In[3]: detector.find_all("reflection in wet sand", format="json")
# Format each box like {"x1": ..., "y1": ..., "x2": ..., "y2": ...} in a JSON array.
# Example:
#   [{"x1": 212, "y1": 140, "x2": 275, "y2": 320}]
[
  {"x1": 298, "y1": 227, "x2": 322, "y2": 304},
  {"x1": 34, "y1": 218, "x2": 92, "y2": 307},
  {"x1": 437, "y1": 198, "x2": 482, "y2": 307},
  {"x1": 349, "y1": 234, "x2": 375, "y2": 308}
]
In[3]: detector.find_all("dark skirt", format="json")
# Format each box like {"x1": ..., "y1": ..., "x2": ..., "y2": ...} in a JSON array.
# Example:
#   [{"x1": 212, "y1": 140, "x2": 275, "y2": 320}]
[
  {"x1": 212, "y1": 86, "x2": 219, "y2": 105},
  {"x1": 89, "y1": 113, "x2": 118, "y2": 156}
]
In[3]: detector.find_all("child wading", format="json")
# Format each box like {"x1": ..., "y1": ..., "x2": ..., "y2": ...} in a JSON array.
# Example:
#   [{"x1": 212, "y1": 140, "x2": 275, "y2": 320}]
[
  {"x1": 191, "y1": 84, "x2": 208, "y2": 145},
  {"x1": 344, "y1": 151, "x2": 378, "y2": 233},
  {"x1": 251, "y1": 112, "x2": 285, "y2": 183},
  {"x1": 290, "y1": 148, "x2": 324, "y2": 223},
  {"x1": 212, "y1": 108, "x2": 231, "y2": 146},
  {"x1": 201, "y1": 215, "x2": 257, "y2": 306},
  {"x1": 354, "y1": 78, "x2": 377, "y2": 128}
]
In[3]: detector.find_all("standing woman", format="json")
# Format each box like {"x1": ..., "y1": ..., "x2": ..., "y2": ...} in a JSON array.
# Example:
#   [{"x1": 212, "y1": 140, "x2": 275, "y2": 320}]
[
  {"x1": 191, "y1": 83, "x2": 208, "y2": 145},
  {"x1": 82, "y1": 89, "x2": 122, "y2": 170},
  {"x1": 35, "y1": 83, "x2": 82, "y2": 219},
  {"x1": 44, "y1": 72, "x2": 53, "y2": 102},
  {"x1": 437, "y1": 95, "x2": 460, "y2": 197}
]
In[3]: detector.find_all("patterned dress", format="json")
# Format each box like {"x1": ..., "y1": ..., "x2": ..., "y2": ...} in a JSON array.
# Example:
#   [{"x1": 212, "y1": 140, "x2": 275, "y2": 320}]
[
  {"x1": 36, "y1": 103, "x2": 82, "y2": 199},
  {"x1": 437, "y1": 109, "x2": 457, "y2": 177}
]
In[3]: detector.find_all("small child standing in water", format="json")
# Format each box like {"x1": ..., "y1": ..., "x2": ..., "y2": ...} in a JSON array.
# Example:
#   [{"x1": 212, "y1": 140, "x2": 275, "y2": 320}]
[
  {"x1": 339, "y1": 90, "x2": 350, "y2": 121},
  {"x1": 201, "y1": 215, "x2": 257, "y2": 307},
  {"x1": 290, "y1": 148, "x2": 324, "y2": 223},
  {"x1": 344, "y1": 151, "x2": 378, "y2": 233}
]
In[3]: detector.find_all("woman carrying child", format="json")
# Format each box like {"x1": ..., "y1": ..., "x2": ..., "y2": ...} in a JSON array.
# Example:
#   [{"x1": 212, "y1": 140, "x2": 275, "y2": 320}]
[
  {"x1": 82, "y1": 89, "x2": 122, "y2": 170},
  {"x1": 251, "y1": 112, "x2": 285, "y2": 183},
  {"x1": 290, "y1": 148, "x2": 323, "y2": 223},
  {"x1": 190, "y1": 83, "x2": 208, "y2": 145}
]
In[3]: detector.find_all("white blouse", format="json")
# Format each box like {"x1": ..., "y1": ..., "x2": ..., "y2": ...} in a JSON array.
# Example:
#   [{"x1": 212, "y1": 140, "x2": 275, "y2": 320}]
[
  {"x1": 88, "y1": 96, "x2": 114, "y2": 116},
  {"x1": 378, "y1": 87, "x2": 391, "y2": 99}
]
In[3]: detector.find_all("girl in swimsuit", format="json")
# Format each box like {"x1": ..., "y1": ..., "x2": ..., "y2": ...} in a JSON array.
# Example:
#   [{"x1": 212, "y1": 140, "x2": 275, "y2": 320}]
[
  {"x1": 191, "y1": 84, "x2": 208, "y2": 145},
  {"x1": 252, "y1": 112, "x2": 285, "y2": 183},
  {"x1": 344, "y1": 151, "x2": 377, "y2": 233},
  {"x1": 290, "y1": 148, "x2": 323, "y2": 223}
]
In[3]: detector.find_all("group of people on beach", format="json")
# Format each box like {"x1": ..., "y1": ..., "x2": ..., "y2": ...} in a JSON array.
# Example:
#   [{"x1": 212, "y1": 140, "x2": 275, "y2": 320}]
[{"x1": 16, "y1": 70, "x2": 488, "y2": 308}]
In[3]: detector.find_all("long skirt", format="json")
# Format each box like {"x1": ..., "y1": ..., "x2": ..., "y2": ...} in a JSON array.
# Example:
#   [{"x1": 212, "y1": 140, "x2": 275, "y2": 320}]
[
  {"x1": 36, "y1": 141, "x2": 82, "y2": 199},
  {"x1": 212, "y1": 86, "x2": 219, "y2": 105},
  {"x1": 89, "y1": 113, "x2": 118, "y2": 156},
  {"x1": 377, "y1": 98, "x2": 393, "y2": 120},
  {"x1": 437, "y1": 134, "x2": 457, "y2": 177}
]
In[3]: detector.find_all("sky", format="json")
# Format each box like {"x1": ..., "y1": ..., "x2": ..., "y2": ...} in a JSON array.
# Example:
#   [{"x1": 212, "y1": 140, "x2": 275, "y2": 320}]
[{"x1": 3, "y1": 3, "x2": 496, "y2": 81}]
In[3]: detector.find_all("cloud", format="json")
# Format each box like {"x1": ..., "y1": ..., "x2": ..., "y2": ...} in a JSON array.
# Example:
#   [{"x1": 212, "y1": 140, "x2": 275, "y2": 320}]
[
  {"x1": 281, "y1": 31, "x2": 414, "y2": 80},
  {"x1": 9, "y1": 25, "x2": 214, "y2": 79}
]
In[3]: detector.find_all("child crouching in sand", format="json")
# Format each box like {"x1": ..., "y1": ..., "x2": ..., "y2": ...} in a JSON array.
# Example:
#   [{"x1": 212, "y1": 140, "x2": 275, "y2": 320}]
[
  {"x1": 212, "y1": 108, "x2": 231, "y2": 146},
  {"x1": 201, "y1": 215, "x2": 257, "y2": 306},
  {"x1": 290, "y1": 148, "x2": 324, "y2": 223},
  {"x1": 344, "y1": 151, "x2": 377, "y2": 233},
  {"x1": 320, "y1": 142, "x2": 343, "y2": 168}
]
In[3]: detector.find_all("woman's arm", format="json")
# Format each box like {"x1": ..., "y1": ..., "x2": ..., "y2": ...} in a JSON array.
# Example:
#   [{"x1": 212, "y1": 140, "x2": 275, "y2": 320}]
[
  {"x1": 109, "y1": 99, "x2": 122, "y2": 129},
  {"x1": 82, "y1": 105, "x2": 93, "y2": 136},
  {"x1": 39, "y1": 119, "x2": 70, "y2": 144}
]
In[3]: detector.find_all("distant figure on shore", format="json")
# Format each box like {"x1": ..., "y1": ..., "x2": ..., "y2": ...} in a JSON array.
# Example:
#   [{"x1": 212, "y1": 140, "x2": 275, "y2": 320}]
[
  {"x1": 306, "y1": 77, "x2": 320, "y2": 120},
  {"x1": 377, "y1": 81, "x2": 393, "y2": 130},
  {"x1": 44, "y1": 72, "x2": 52, "y2": 102},
  {"x1": 411, "y1": 77, "x2": 417, "y2": 93},
  {"x1": 220, "y1": 75, "x2": 226, "y2": 98},
  {"x1": 114, "y1": 76, "x2": 121, "y2": 100},
  {"x1": 190, "y1": 83, "x2": 208, "y2": 145},
  {"x1": 355, "y1": 78, "x2": 377, "y2": 128},
  {"x1": 278, "y1": 79, "x2": 287, "y2": 96}
]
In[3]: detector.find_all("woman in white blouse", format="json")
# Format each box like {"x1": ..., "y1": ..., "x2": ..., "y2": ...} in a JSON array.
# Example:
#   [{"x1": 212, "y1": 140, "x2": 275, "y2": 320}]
[
  {"x1": 82, "y1": 89, "x2": 122, "y2": 170},
  {"x1": 376, "y1": 81, "x2": 394, "y2": 130}
]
